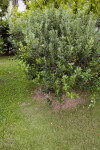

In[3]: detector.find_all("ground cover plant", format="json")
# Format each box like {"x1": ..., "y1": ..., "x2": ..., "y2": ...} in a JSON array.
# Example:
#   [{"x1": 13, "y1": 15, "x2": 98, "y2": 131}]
[
  {"x1": 0, "y1": 56, "x2": 100, "y2": 150},
  {"x1": 8, "y1": 5, "x2": 100, "y2": 99}
]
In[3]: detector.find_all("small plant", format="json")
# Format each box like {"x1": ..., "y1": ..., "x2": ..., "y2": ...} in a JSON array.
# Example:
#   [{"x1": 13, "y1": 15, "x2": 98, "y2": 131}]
[
  {"x1": 88, "y1": 94, "x2": 98, "y2": 108},
  {"x1": 58, "y1": 98, "x2": 64, "y2": 103},
  {"x1": 46, "y1": 98, "x2": 52, "y2": 106}
]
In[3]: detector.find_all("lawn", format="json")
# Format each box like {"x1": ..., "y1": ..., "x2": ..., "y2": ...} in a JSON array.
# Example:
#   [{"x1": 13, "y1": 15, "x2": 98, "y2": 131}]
[{"x1": 0, "y1": 56, "x2": 100, "y2": 150}]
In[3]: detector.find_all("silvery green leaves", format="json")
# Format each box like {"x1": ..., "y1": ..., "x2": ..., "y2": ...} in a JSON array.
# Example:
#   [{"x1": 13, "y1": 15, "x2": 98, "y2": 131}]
[{"x1": 8, "y1": 5, "x2": 100, "y2": 97}]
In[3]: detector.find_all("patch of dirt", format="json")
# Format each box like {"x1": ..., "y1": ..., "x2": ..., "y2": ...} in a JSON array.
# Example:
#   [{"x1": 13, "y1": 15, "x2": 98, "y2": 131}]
[
  {"x1": 0, "y1": 62, "x2": 8, "y2": 65},
  {"x1": 20, "y1": 102, "x2": 31, "y2": 106},
  {"x1": 32, "y1": 88, "x2": 87, "y2": 111},
  {"x1": 32, "y1": 88, "x2": 51, "y2": 105},
  {"x1": 4, "y1": 137, "x2": 13, "y2": 147},
  {"x1": 0, "y1": 80, "x2": 3, "y2": 86}
]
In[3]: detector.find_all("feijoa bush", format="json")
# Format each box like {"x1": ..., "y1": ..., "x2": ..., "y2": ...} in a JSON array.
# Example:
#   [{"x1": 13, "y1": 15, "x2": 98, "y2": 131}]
[{"x1": 8, "y1": 5, "x2": 100, "y2": 97}]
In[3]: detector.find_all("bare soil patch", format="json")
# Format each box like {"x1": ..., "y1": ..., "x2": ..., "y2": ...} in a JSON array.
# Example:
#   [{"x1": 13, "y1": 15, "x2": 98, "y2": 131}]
[
  {"x1": 0, "y1": 62, "x2": 9, "y2": 65},
  {"x1": 0, "y1": 80, "x2": 3, "y2": 86},
  {"x1": 20, "y1": 102, "x2": 31, "y2": 106},
  {"x1": 32, "y1": 88, "x2": 87, "y2": 111}
]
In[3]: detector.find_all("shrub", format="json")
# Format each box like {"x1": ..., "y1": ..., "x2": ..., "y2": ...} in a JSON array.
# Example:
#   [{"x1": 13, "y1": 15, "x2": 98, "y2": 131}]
[
  {"x1": 8, "y1": 5, "x2": 100, "y2": 97},
  {"x1": 0, "y1": 0, "x2": 13, "y2": 55},
  {"x1": 96, "y1": 16, "x2": 100, "y2": 29},
  {"x1": 0, "y1": 35, "x2": 4, "y2": 54},
  {"x1": 0, "y1": 0, "x2": 9, "y2": 17},
  {"x1": 0, "y1": 20, "x2": 13, "y2": 55}
]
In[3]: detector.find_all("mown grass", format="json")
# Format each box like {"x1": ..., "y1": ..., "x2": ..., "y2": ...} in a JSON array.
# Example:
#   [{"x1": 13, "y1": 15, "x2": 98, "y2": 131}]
[{"x1": 0, "y1": 56, "x2": 100, "y2": 150}]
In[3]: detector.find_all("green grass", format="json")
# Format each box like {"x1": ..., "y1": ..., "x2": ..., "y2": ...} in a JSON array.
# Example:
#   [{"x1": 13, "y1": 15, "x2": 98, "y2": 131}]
[{"x1": 0, "y1": 56, "x2": 100, "y2": 150}]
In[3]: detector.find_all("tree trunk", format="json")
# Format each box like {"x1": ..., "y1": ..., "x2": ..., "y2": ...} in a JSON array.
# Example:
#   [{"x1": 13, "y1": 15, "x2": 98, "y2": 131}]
[{"x1": 12, "y1": 0, "x2": 18, "y2": 7}]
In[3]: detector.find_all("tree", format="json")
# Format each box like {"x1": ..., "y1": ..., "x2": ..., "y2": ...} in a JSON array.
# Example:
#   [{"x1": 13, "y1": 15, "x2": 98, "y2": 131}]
[
  {"x1": 0, "y1": 0, "x2": 13, "y2": 55},
  {"x1": 11, "y1": 0, "x2": 30, "y2": 9},
  {"x1": 86, "y1": 0, "x2": 100, "y2": 15},
  {"x1": 12, "y1": 0, "x2": 18, "y2": 7},
  {"x1": 23, "y1": 0, "x2": 30, "y2": 9},
  {"x1": 0, "y1": 0, "x2": 9, "y2": 17},
  {"x1": 28, "y1": 0, "x2": 100, "y2": 15}
]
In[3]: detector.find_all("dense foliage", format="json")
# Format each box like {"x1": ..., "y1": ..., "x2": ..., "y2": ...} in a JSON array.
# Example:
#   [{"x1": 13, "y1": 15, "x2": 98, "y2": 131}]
[
  {"x1": 8, "y1": 5, "x2": 100, "y2": 97},
  {"x1": 28, "y1": 0, "x2": 100, "y2": 15},
  {"x1": 0, "y1": 0, "x2": 9, "y2": 17},
  {"x1": 0, "y1": 20, "x2": 13, "y2": 55},
  {"x1": 0, "y1": 0, "x2": 13, "y2": 55}
]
